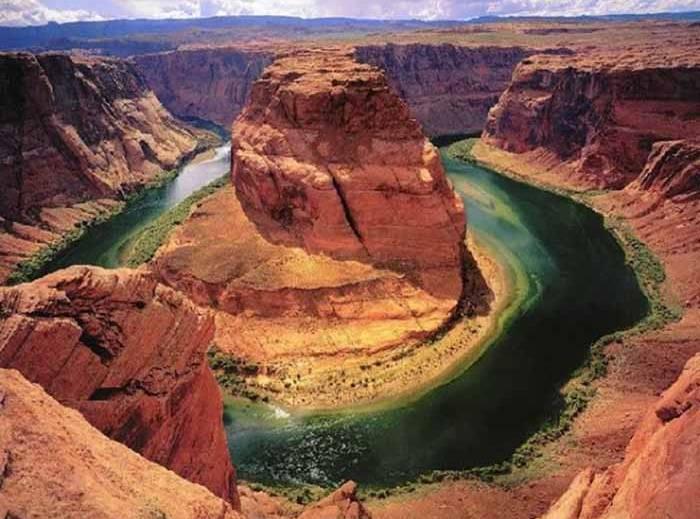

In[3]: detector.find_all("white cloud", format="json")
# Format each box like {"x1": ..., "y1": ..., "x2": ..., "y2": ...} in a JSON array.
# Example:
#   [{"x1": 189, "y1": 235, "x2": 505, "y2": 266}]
[
  {"x1": 1, "y1": 0, "x2": 699, "y2": 26},
  {"x1": 0, "y1": 0, "x2": 102, "y2": 26}
]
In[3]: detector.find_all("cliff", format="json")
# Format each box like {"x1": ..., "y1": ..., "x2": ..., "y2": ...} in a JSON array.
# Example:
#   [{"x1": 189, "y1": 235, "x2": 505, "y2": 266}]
[
  {"x1": 0, "y1": 266, "x2": 238, "y2": 506},
  {"x1": 541, "y1": 353, "x2": 700, "y2": 519},
  {"x1": 0, "y1": 368, "x2": 243, "y2": 519},
  {"x1": 0, "y1": 52, "x2": 200, "y2": 283},
  {"x1": 232, "y1": 47, "x2": 466, "y2": 301},
  {"x1": 355, "y1": 44, "x2": 529, "y2": 137},
  {"x1": 133, "y1": 47, "x2": 274, "y2": 128},
  {"x1": 482, "y1": 53, "x2": 700, "y2": 189}
]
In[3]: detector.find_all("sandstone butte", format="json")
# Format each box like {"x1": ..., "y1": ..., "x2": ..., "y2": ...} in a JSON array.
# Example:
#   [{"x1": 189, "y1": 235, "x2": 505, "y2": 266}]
[
  {"x1": 151, "y1": 47, "x2": 496, "y2": 409},
  {"x1": 0, "y1": 266, "x2": 238, "y2": 506},
  {"x1": 0, "y1": 368, "x2": 244, "y2": 519},
  {"x1": 0, "y1": 52, "x2": 201, "y2": 283}
]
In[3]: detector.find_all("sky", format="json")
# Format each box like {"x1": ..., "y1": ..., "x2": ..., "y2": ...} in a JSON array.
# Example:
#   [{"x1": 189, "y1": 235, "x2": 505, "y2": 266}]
[{"x1": 1, "y1": 0, "x2": 699, "y2": 26}]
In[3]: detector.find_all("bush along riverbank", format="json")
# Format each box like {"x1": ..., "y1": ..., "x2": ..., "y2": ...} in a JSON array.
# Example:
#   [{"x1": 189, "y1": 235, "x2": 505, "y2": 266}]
[{"x1": 123, "y1": 175, "x2": 229, "y2": 267}]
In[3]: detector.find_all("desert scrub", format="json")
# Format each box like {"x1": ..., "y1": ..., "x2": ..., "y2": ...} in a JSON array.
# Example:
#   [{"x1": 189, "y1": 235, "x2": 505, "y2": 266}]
[
  {"x1": 244, "y1": 481, "x2": 328, "y2": 506},
  {"x1": 6, "y1": 204, "x2": 123, "y2": 285},
  {"x1": 124, "y1": 175, "x2": 228, "y2": 267},
  {"x1": 207, "y1": 346, "x2": 263, "y2": 400}
]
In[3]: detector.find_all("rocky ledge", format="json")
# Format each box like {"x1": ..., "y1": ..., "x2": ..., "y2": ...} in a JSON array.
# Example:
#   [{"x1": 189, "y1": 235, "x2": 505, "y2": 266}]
[
  {"x1": 542, "y1": 353, "x2": 700, "y2": 519},
  {"x1": 0, "y1": 52, "x2": 200, "y2": 283},
  {"x1": 0, "y1": 266, "x2": 238, "y2": 506}
]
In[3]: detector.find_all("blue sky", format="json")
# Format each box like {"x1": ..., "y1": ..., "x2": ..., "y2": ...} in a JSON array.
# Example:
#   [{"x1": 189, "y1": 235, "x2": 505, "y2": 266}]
[{"x1": 2, "y1": 0, "x2": 700, "y2": 26}]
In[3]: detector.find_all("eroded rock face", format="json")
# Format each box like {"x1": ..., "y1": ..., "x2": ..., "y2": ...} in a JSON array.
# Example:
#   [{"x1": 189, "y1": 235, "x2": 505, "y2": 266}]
[
  {"x1": 0, "y1": 52, "x2": 198, "y2": 222},
  {"x1": 0, "y1": 368, "x2": 243, "y2": 519},
  {"x1": 541, "y1": 353, "x2": 700, "y2": 519},
  {"x1": 298, "y1": 481, "x2": 371, "y2": 519},
  {"x1": 134, "y1": 47, "x2": 274, "y2": 128},
  {"x1": 232, "y1": 48, "x2": 466, "y2": 301},
  {"x1": 355, "y1": 44, "x2": 529, "y2": 137},
  {"x1": 632, "y1": 139, "x2": 700, "y2": 200},
  {"x1": 483, "y1": 54, "x2": 700, "y2": 189},
  {"x1": 0, "y1": 266, "x2": 238, "y2": 506},
  {"x1": 0, "y1": 52, "x2": 200, "y2": 283}
]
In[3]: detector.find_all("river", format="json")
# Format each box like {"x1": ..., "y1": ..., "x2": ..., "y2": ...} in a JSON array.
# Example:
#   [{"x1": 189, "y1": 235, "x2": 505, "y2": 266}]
[{"x1": 41, "y1": 143, "x2": 648, "y2": 489}]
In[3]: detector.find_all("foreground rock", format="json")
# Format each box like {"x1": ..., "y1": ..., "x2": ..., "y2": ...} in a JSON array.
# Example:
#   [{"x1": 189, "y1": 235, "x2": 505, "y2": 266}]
[
  {"x1": 0, "y1": 266, "x2": 238, "y2": 506},
  {"x1": 482, "y1": 52, "x2": 700, "y2": 189},
  {"x1": 541, "y1": 353, "x2": 700, "y2": 519},
  {"x1": 355, "y1": 44, "x2": 528, "y2": 137},
  {"x1": 0, "y1": 368, "x2": 243, "y2": 519},
  {"x1": 233, "y1": 47, "x2": 466, "y2": 301},
  {"x1": 0, "y1": 52, "x2": 200, "y2": 283},
  {"x1": 298, "y1": 482, "x2": 371, "y2": 519}
]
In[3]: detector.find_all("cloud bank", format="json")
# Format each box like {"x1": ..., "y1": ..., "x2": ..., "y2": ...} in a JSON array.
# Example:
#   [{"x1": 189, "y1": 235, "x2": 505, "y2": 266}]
[{"x1": 1, "y1": 0, "x2": 699, "y2": 26}]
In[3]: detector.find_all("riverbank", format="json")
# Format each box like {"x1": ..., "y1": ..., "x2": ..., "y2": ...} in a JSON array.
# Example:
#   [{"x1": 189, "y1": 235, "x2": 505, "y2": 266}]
[
  {"x1": 153, "y1": 178, "x2": 513, "y2": 411},
  {"x1": 362, "y1": 139, "x2": 695, "y2": 518},
  {"x1": 2, "y1": 129, "x2": 222, "y2": 286}
]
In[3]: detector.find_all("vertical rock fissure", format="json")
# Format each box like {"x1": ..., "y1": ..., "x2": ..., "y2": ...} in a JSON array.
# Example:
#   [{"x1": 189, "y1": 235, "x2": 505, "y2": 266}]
[{"x1": 328, "y1": 172, "x2": 370, "y2": 256}]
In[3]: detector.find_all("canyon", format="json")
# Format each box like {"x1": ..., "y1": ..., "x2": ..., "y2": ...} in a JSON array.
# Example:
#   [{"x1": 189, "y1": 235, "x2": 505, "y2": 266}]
[
  {"x1": 0, "y1": 15, "x2": 698, "y2": 519},
  {"x1": 0, "y1": 52, "x2": 204, "y2": 284}
]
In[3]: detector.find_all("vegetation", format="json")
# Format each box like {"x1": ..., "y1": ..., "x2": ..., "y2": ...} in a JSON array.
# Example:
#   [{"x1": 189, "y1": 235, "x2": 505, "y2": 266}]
[
  {"x1": 207, "y1": 345, "x2": 264, "y2": 402},
  {"x1": 6, "y1": 205, "x2": 123, "y2": 285},
  {"x1": 244, "y1": 481, "x2": 329, "y2": 506},
  {"x1": 123, "y1": 175, "x2": 228, "y2": 267}
]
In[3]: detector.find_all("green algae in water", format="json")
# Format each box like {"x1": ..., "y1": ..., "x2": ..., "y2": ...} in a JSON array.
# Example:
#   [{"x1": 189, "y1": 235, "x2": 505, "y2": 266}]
[{"x1": 224, "y1": 149, "x2": 648, "y2": 488}]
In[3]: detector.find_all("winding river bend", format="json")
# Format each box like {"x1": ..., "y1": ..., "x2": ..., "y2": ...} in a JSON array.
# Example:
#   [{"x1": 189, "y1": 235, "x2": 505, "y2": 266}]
[
  {"x1": 225, "y1": 148, "x2": 648, "y2": 487},
  {"x1": 42, "y1": 143, "x2": 648, "y2": 488}
]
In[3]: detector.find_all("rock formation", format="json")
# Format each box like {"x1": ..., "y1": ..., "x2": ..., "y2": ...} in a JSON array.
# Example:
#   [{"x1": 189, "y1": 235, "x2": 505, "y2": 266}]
[
  {"x1": 355, "y1": 44, "x2": 528, "y2": 137},
  {"x1": 0, "y1": 52, "x2": 200, "y2": 283},
  {"x1": 0, "y1": 266, "x2": 238, "y2": 506},
  {"x1": 134, "y1": 47, "x2": 274, "y2": 128},
  {"x1": 0, "y1": 368, "x2": 243, "y2": 519},
  {"x1": 152, "y1": 48, "x2": 492, "y2": 409},
  {"x1": 631, "y1": 139, "x2": 700, "y2": 200},
  {"x1": 541, "y1": 353, "x2": 700, "y2": 519},
  {"x1": 232, "y1": 47, "x2": 466, "y2": 301},
  {"x1": 298, "y1": 481, "x2": 371, "y2": 519},
  {"x1": 482, "y1": 53, "x2": 700, "y2": 189}
]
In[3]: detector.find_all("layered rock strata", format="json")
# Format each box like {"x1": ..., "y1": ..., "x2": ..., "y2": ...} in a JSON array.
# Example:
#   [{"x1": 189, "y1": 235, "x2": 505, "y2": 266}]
[
  {"x1": 232, "y1": 47, "x2": 466, "y2": 301},
  {"x1": 0, "y1": 368, "x2": 243, "y2": 519},
  {"x1": 133, "y1": 47, "x2": 274, "y2": 128},
  {"x1": 0, "y1": 52, "x2": 200, "y2": 282},
  {"x1": 355, "y1": 44, "x2": 529, "y2": 137},
  {"x1": 482, "y1": 53, "x2": 700, "y2": 189},
  {"x1": 0, "y1": 266, "x2": 238, "y2": 506}
]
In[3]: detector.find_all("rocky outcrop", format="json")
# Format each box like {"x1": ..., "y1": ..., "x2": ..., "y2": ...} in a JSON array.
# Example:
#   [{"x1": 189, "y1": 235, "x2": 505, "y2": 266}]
[
  {"x1": 134, "y1": 47, "x2": 274, "y2": 128},
  {"x1": 541, "y1": 353, "x2": 700, "y2": 519},
  {"x1": 0, "y1": 266, "x2": 238, "y2": 506},
  {"x1": 0, "y1": 368, "x2": 243, "y2": 519},
  {"x1": 355, "y1": 44, "x2": 529, "y2": 137},
  {"x1": 483, "y1": 54, "x2": 700, "y2": 189},
  {"x1": 232, "y1": 47, "x2": 466, "y2": 302},
  {"x1": 298, "y1": 481, "x2": 371, "y2": 519},
  {"x1": 632, "y1": 139, "x2": 700, "y2": 200},
  {"x1": 0, "y1": 52, "x2": 200, "y2": 283}
]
